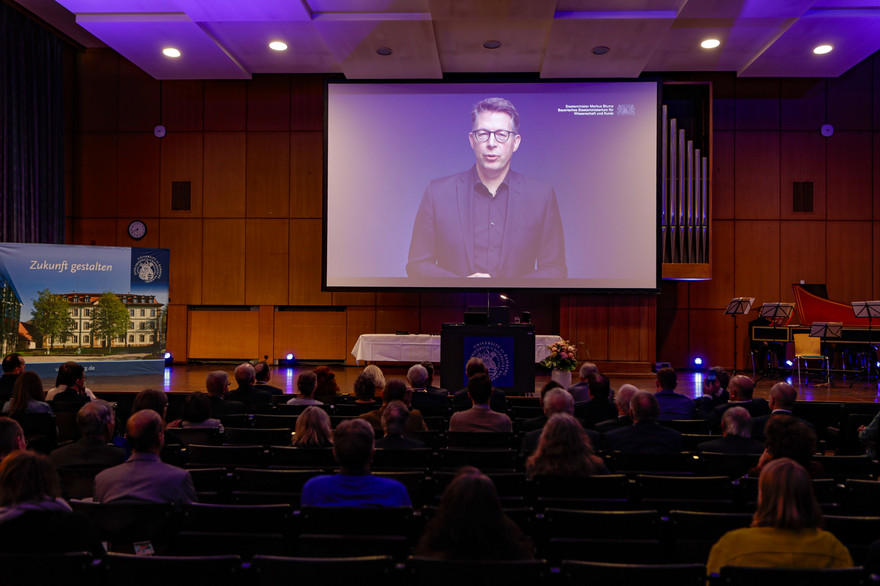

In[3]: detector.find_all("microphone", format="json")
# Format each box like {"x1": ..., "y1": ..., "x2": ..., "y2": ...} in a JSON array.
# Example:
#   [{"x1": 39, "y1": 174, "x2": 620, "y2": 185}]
[{"x1": 500, "y1": 294, "x2": 528, "y2": 324}]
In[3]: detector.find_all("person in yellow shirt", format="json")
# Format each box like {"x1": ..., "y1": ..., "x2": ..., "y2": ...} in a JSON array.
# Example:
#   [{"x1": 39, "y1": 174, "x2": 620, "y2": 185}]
[{"x1": 707, "y1": 457, "x2": 852, "y2": 576}]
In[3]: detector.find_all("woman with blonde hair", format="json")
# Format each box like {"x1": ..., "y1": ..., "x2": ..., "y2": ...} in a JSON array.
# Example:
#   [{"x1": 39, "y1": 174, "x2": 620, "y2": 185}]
[
  {"x1": 525, "y1": 413, "x2": 607, "y2": 478},
  {"x1": 291, "y1": 406, "x2": 333, "y2": 448},
  {"x1": 707, "y1": 457, "x2": 852, "y2": 574}
]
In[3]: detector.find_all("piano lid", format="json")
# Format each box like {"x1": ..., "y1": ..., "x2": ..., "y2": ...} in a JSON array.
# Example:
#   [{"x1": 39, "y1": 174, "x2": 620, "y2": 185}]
[{"x1": 792, "y1": 284, "x2": 873, "y2": 327}]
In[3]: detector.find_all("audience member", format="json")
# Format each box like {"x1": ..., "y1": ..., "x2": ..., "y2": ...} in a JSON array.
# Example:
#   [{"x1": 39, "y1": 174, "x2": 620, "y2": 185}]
[
  {"x1": 205, "y1": 370, "x2": 245, "y2": 415},
  {"x1": 352, "y1": 372, "x2": 382, "y2": 406},
  {"x1": 421, "y1": 361, "x2": 446, "y2": 395},
  {"x1": 595, "y1": 383, "x2": 638, "y2": 433},
  {"x1": 408, "y1": 363, "x2": 448, "y2": 412},
  {"x1": 604, "y1": 390, "x2": 683, "y2": 454},
  {"x1": 94, "y1": 409, "x2": 196, "y2": 505},
  {"x1": 375, "y1": 401, "x2": 426, "y2": 449},
  {"x1": 697, "y1": 406, "x2": 764, "y2": 454},
  {"x1": 300, "y1": 418, "x2": 410, "y2": 507},
  {"x1": 47, "y1": 361, "x2": 91, "y2": 406},
  {"x1": 414, "y1": 467, "x2": 533, "y2": 560},
  {"x1": 567, "y1": 362, "x2": 599, "y2": 402},
  {"x1": 519, "y1": 380, "x2": 565, "y2": 432},
  {"x1": 520, "y1": 388, "x2": 600, "y2": 457},
  {"x1": 751, "y1": 382, "x2": 812, "y2": 441},
  {"x1": 0, "y1": 450, "x2": 103, "y2": 555},
  {"x1": 707, "y1": 458, "x2": 852, "y2": 574},
  {"x1": 525, "y1": 413, "x2": 607, "y2": 478},
  {"x1": 287, "y1": 371, "x2": 322, "y2": 405},
  {"x1": 858, "y1": 408, "x2": 880, "y2": 459},
  {"x1": 291, "y1": 406, "x2": 333, "y2": 448},
  {"x1": 0, "y1": 417, "x2": 26, "y2": 458},
  {"x1": 452, "y1": 357, "x2": 507, "y2": 413},
  {"x1": 2, "y1": 371, "x2": 53, "y2": 415},
  {"x1": 46, "y1": 361, "x2": 97, "y2": 401},
  {"x1": 0, "y1": 353, "x2": 25, "y2": 402},
  {"x1": 752, "y1": 415, "x2": 825, "y2": 478},
  {"x1": 361, "y1": 379, "x2": 427, "y2": 435},
  {"x1": 358, "y1": 364, "x2": 386, "y2": 401},
  {"x1": 654, "y1": 367, "x2": 696, "y2": 420},
  {"x1": 166, "y1": 392, "x2": 223, "y2": 431},
  {"x1": 49, "y1": 400, "x2": 125, "y2": 471},
  {"x1": 449, "y1": 374, "x2": 512, "y2": 433},
  {"x1": 695, "y1": 366, "x2": 730, "y2": 418},
  {"x1": 711, "y1": 375, "x2": 769, "y2": 424},
  {"x1": 574, "y1": 373, "x2": 618, "y2": 429},
  {"x1": 226, "y1": 363, "x2": 272, "y2": 406},
  {"x1": 313, "y1": 366, "x2": 341, "y2": 405},
  {"x1": 253, "y1": 360, "x2": 283, "y2": 395}
]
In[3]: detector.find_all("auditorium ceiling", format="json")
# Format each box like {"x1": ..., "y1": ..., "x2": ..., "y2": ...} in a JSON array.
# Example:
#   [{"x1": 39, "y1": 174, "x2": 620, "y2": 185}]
[{"x1": 13, "y1": 0, "x2": 880, "y2": 80}]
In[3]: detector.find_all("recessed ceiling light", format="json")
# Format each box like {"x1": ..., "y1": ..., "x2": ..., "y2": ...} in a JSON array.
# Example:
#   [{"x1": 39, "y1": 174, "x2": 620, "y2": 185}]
[
  {"x1": 162, "y1": 48, "x2": 181, "y2": 58},
  {"x1": 269, "y1": 41, "x2": 288, "y2": 52},
  {"x1": 591, "y1": 46, "x2": 610, "y2": 56},
  {"x1": 483, "y1": 40, "x2": 502, "y2": 49},
  {"x1": 376, "y1": 47, "x2": 393, "y2": 56},
  {"x1": 813, "y1": 44, "x2": 833, "y2": 55},
  {"x1": 700, "y1": 39, "x2": 721, "y2": 49}
]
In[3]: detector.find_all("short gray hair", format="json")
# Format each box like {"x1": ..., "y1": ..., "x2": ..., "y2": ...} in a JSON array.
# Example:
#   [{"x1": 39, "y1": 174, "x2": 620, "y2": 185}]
[
  {"x1": 382, "y1": 401, "x2": 410, "y2": 436},
  {"x1": 543, "y1": 388, "x2": 574, "y2": 416},
  {"x1": 616, "y1": 384, "x2": 638, "y2": 413},
  {"x1": 722, "y1": 406, "x2": 752, "y2": 438},
  {"x1": 471, "y1": 97, "x2": 520, "y2": 132},
  {"x1": 407, "y1": 364, "x2": 429, "y2": 389},
  {"x1": 77, "y1": 400, "x2": 114, "y2": 438},
  {"x1": 205, "y1": 371, "x2": 228, "y2": 395},
  {"x1": 579, "y1": 362, "x2": 599, "y2": 380}
]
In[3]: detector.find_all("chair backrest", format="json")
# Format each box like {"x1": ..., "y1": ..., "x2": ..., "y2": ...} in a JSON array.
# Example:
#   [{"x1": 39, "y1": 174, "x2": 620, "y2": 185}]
[
  {"x1": 186, "y1": 444, "x2": 266, "y2": 467},
  {"x1": 0, "y1": 552, "x2": 96, "y2": 586},
  {"x1": 69, "y1": 501, "x2": 179, "y2": 554},
  {"x1": 407, "y1": 557, "x2": 548, "y2": 586},
  {"x1": 173, "y1": 427, "x2": 222, "y2": 446},
  {"x1": 234, "y1": 467, "x2": 322, "y2": 493},
  {"x1": 252, "y1": 414, "x2": 298, "y2": 429},
  {"x1": 251, "y1": 555, "x2": 395, "y2": 586},
  {"x1": 561, "y1": 560, "x2": 706, "y2": 586},
  {"x1": 105, "y1": 552, "x2": 242, "y2": 586},
  {"x1": 542, "y1": 508, "x2": 663, "y2": 540},
  {"x1": 56, "y1": 465, "x2": 109, "y2": 500},
  {"x1": 436, "y1": 448, "x2": 519, "y2": 470},
  {"x1": 299, "y1": 506, "x2": 415, "y2": 536},
  {"x1": 225, "y1": 427, "x2": 292, "y2": 446},
  {"x1": 445, "y1": 431, "x2": 515, "y2": 448},
  {"x1": 718, "y1": 565, "x2": 867, "y2": 586},
  {"x1": 266, "y1": 446, "x2": 335, "y2": 467},
  {"x1": 793, "y1": 333, "x2": 822, "y2": 357},
  {"x1": 182, "y1": 502, "x2": 293, "y2": 533}
]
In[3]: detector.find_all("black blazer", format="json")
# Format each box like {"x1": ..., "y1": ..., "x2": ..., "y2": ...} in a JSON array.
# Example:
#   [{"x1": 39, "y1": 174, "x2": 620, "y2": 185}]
[{"x1": 604, "y1": 420, "x2": 683, "y2": 454}]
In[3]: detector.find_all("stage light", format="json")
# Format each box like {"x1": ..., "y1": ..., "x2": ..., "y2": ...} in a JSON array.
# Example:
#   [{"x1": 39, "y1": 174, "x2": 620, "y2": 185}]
[
  {"x1": 876, "y1": 361, "x2": 880, "y2": 368},
  {"x1": 286, "y1": 353, "x2": 293, "y2": 360},
  {"x1": 164, "y1": 352, "x2": 173, "y2": 366},
  {"x1": 786, "y1": 360, "x2": 793, "y2": 367},
  {"x1": 693, "y1": 357, "x2": 703, "y2": 366},
  {"x1": 279, "y1": 353, "x2": 297, "y2": 367}
]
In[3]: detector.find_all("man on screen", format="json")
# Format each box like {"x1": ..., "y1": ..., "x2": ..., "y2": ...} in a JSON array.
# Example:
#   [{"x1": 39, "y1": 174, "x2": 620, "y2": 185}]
[{"x1": 406, "y1": 97, "x2": 567, "y2": 279}]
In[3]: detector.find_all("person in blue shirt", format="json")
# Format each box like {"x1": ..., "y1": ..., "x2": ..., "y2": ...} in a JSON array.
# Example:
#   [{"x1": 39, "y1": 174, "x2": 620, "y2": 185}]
[
  {"x1": 654, "y1": 367, "x2": 696, "y2": 420},
  {"x1": 301, "y1": 418, "x2": 411, "y2": 508}
]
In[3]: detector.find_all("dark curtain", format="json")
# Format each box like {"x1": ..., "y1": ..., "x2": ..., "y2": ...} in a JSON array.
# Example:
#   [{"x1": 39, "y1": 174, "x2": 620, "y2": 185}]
[{"x1": 0, "y1": 2, "x2": 65, "y2": 243}]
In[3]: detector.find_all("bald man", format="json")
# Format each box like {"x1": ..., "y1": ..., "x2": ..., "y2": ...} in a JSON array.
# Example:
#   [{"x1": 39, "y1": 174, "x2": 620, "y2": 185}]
[{"x1": 93, "y1": 410, "x2": 196, "y2": 505}]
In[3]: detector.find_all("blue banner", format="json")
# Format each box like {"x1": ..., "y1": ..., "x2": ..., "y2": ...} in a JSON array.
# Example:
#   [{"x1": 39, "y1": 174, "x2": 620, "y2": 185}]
[{"x1": 464, "y1": 336, "x2": 515, "y2": 387}]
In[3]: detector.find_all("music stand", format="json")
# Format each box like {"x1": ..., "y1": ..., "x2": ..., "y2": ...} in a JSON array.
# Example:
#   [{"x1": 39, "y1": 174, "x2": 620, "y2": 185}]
[
  {"x1": 851, "y1": 302, "x2": 880, "y2": 381},
  {"x1": 756, "y1": 303, "x2": 794, "y2": 377},
  {"x1": 809, "y1": 322, "x2": 842, "y2": 386},
  {"x1": 724, "y1": 297, "x2": 755, "y2": 374}
]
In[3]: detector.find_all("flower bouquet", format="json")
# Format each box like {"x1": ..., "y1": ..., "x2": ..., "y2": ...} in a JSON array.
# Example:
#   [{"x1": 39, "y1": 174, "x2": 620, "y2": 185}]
[{"x1": 540, "y1": 340, "x2": 578, "y2": 372}]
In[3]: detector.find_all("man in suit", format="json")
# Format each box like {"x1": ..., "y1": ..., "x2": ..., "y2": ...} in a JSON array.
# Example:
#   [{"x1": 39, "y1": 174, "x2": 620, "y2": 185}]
[
  {"x1": 254, "y1": 360, "x2": 284, "y2": 395},
  {"x1": 697, "y1": 406, "x2": 764, "y2": 454},
  {"x1": 406, "y1": 97, "x2": 566, "y2": 279},
  {"x1": 453, "y1": 357, "x2": 507, "y2": 413},
  {"x1": 604, "y1": 391, "x2": 683, "y2": 454},
  {"x1": 567, "y1": 362, "x2": 599, "y2": 403},
  {"x1": 595, "y1": 383, "x2": 639, "y2": 433},
  {"x1": 0, "y1": 417, "x2": 26, "y2": 458},
  {"x1": 375, "y1": 401, "x2": 426, "y2": 450},
  {"x1": 521, "y1": 388, "x2": 600, "y2": 457},
  {"x1": 751, "y1": 382, "x2": 813, "y2": 441},
  {"x1": 654, "y1": 367, "x2": 696, "y2": 420},
  {"x1": 695, "y1": 366, "x2": 730, "y2": 418},
  {"x1": 226, "y1": 363, "x2": 272, "y2": 407},
  {"x1": 205, "y1": 370, "x2": 245, "y2": 415},
  {"x1": 94, "y1": 409, "x2": 196, "y2": 505},
  {"x1": 421, "y1": 361, "x2": 446, "y2": 395},
  {"x1": 0, "y1": 353, "x2": 25, "y2": 402},
  {"x1": 710, "y1": 375, "x2": 770, "y2": 428},
  {"x1": 49, "y1": 400, "x2": 125, "y2": 471},
  {"x1": 574, "y1": 373, "x2": 618, "y2": 429},
  {"x1": 449, "y1": 373, "x2": 512, "y2": 433},
  {"x1": 408, "y1": 363, "x2": 448, "y2": 414}
]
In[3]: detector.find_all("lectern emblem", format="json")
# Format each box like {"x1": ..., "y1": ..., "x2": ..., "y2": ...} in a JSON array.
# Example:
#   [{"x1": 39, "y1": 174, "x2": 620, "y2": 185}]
[{"x1": 469, "y1": 341, "x2": 511, "y2": 381}]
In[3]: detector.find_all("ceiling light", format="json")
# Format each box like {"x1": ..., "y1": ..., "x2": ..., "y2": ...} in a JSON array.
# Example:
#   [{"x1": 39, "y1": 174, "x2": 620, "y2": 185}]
[
  {"x1": 376, "y1": 47, "x2": 393, "y2": 56},
  {"x1": 700, "y1": 39, "x2": 721, "y2": 49},
  {"x1": 813, "y1": 44, "x2": 833, "y2": 55},
  {"x1": 162, "y1": 48, "x2": 181, "y2": 58},
  {"x1": 269, "y1": 41, "x2": 288, "y2": 52},
  {"x1": 483, "y1": 40, "x2": 502, "y2": 49},
  {"x1": 591, "y1": 46, "x2": 610, "y2": 56}
]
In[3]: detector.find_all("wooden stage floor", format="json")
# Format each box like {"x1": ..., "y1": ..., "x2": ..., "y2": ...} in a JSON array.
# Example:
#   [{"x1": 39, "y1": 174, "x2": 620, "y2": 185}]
[{"x1": 82, "y1": 363, "x2": 880, "y2": 404}]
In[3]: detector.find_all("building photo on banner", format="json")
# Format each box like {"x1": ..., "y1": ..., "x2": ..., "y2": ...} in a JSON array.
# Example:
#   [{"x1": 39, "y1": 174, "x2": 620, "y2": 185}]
[{"x1": 0, "y1": 243, "x2": 170, "y2": 378}]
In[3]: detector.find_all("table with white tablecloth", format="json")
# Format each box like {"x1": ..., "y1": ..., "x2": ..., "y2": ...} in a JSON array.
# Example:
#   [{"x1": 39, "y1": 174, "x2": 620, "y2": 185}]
[{"x1": 351, "y1": 333, "x2": 563, "y2": 365}]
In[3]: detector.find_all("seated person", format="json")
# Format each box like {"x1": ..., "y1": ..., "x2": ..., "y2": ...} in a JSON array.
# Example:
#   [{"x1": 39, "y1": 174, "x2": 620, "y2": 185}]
[
  {"x1": 166, "y1": 392, "x2": 223, "y2": 432},
  {"x1": 291, "y1": 406, "x2": 333, "y2": 448},
  {"x1": 47, "y1": 362, "x2": 91, "y2": 406},
  {"x1": 448, "y1": 374, "x2": 512, "y2": 434},
  {"x1": 2, "y1": 371, "x2": 53, "y2": 415},
  {"x1": 697, "y1": 406, "x2": 764, "y2": 454},
  {"x1": 287, "y1": 371, "x2": 322, "y2": 405},
  {"x1": 751, "y1": 415, "x2": 826, "y2": 479},
  {"x1": 707, "y1": 458, "x2": 852, "y2": 575},
  {"x1": 313, "y1": 366, "x2": 341, "y2": 405},
  {"x1": 360, "y1": 379, "x2": 427, "y2": 436},
  {"x1": 525, "y1": 413, "x2": 607, "y2": 479},
  {"x1": 49, "y1": 400, "x2": 125, "y2": 471},
  {"x1": 300, "y1": 418, "x2": 411, "y2": 508},
  {"x1": 604, "y1": 391, "x2": 683, "y2": 454},
  {"x1": 45, "y1": 361, "x2": 97, "y2": 402},
  {"x1": 374, "y1": 401, "x2": 426, "y2": 450}
]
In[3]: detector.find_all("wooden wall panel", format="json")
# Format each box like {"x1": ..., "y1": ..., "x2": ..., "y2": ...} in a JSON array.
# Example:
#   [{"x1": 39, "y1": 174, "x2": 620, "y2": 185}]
[
  {"x1": 188, "y1": 310, "x2": 260, "y2": 359},
  {"x1": 75, "y1": 133, "x2": 117, "y2": 218},
  {"x1": 734, "y1": 132, "x2": 780, "y2": 219},
  {"x1": 246, "y1": 132, "x2": 290, "y2": 217},
  {"x1": 117, "y1": 59, "x2": 159, "y2": 132},
  {"x1": 162, "y1": 81, "x2": 204, "y2": 132},
  {"x1": 258, "y1": 306, "x2": 274, "y2": 363},
  {"x1": 688, "y1": 308, "x2": 736, "y2": 370},
  {"x1": 289, "y1": 219, "x2": 331, "y2": 305},
  {"x1": 378, "y1": 293, "x2": 420, "y2": 306},
  {"x1": 712, "y1": 131, "x2": 734, "y2": 219},
  {"x1": 421, "y1": 292, "x2": 467, "y2": 307},
  {"x1": 826, "y1": 221, "x2": 873, "y2": 303},
  {"x1": 780, "y1": 78, "x2": 825, "y2": 131},
  {"x1": 77, "y1": 50, "x2": 118, "y2": 132},
  {"x1": 346, "y1": 307, "x2": 377, "y2": 365},
  {"x1": 780, "y1": 131, "x2": 826, "y2": 220},
  {"x1": 827, "y1": 58, "x2": 873, "y2": 131},
  {"x1": 420, "y1": 307, "x2": 462, "y2": 335},
  {"x1": 247, "y1": 76, "x2": 290, "y2": 132},
  {"x1": 656, "y1": 308, "x2": 688, "y2": 367},
  {"x1": 874, "y1": 222, "x2": 880, "y2": 299},
  {"x1": 735, "y1": 79, "x2": 780, "y2": 131},
  {"x1": 245, "y1": 219, "x2": 290, "y2": 305},
  {"x1": 570, "y1": 298, "x2": 609, "y2": 362},
  {"x1": 733, "y1": 221, "x2": 781, "y2": 304},
  {"x1": 875, "y1": 133, "x2": 880, "y2": 221},
  {"x1": 116, "y1": 218, "x2": 160, "y2": 249},
  {"x1": 159, "y1": 133, "x2": 203, "y2": 217},
  {"x1": 827, "y1": 132, "x2": 872, "y2": 220},
  {"x1": 290, "y1": 132, "x2": 323, "y2": 218},
  {"x1": 204, "y1": 80, "x2": 247, "y2": 131},
  {"x1": 71, "y1": 219, "x2": 117, "y2": 246},
  {"x1": 657, "y1": 280, "x2": 686, "y2": 311},
  {"x1": 608, "y1": 296, "x2": 655, "y2": 361},
  {"x1": 165, "y1": 304, "x2": 188, "y2": 364},
  {"x1": 377, "y1": 307, "x2": 420, "y2": 335},
  {"x1": 779, "y1": 221, "x2": 826, "y2": 301},
  {"x1": 333, "y1": 292, "x2": 377, "y2": 306},
  {"x1": 291, "y1": 75, "x2": 325, "y2": 132},
  {"x1": 159, "y1": 218, "x2": 202, "y2": 305},
  {"x1": 688, "y1": 220, "x2": 734, "y2": 309},
  {"x1": 203, "y1": 219, "x2": 245, "y2": 305},
  {"x1": 117, "y1": 133, "x2": 160, "y2": 218},
  {"x1": 711, "y1": 74, "x2": 735, "y2": 131},
  {"x1": 203, "y1": 132, "x2": 246, "y2": 218},
  {"x1": 274, "y1": 311, "x2": 346, "y2": 361}
]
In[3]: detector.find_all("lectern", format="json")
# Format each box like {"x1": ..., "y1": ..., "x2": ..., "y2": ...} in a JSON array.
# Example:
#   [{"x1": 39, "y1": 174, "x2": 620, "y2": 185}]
[{"x1": 440, "y1": 323, "x2": 536, "y2": 396}]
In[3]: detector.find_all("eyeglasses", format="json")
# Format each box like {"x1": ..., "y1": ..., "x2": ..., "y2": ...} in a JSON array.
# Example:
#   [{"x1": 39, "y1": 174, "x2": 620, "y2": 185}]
[{"x1": 471, "y1": 129, "x2": 517, "y2": 143}]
